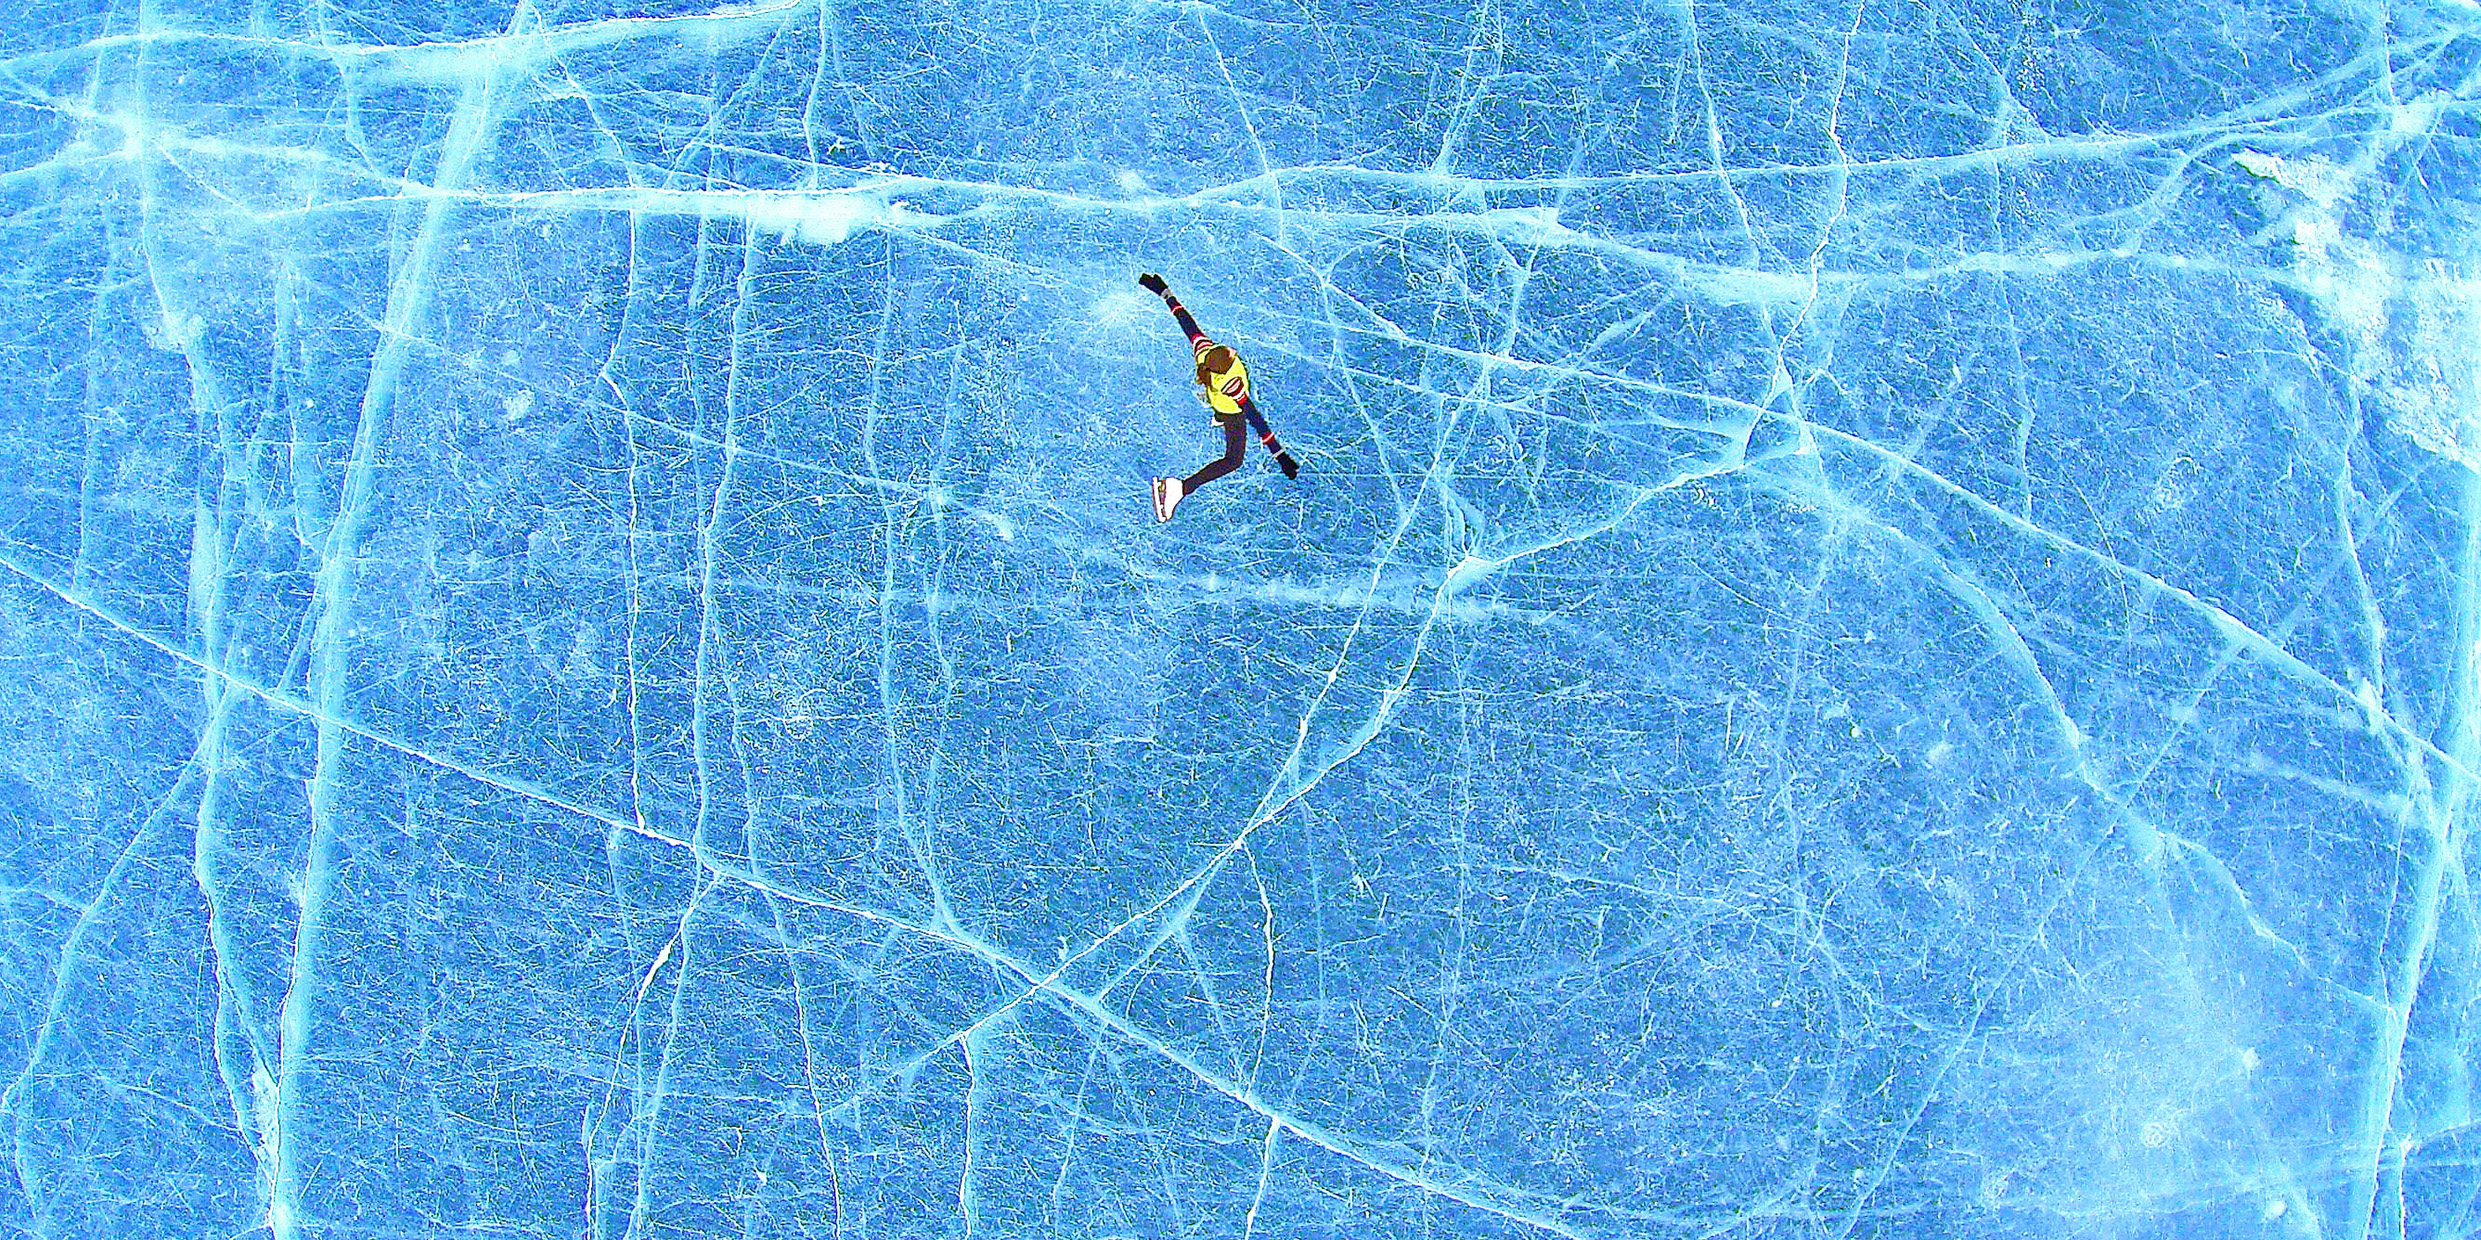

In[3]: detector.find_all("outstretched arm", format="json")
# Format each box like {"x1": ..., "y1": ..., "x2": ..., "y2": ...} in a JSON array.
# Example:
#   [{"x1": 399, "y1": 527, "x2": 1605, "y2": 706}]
[
  {"x1": 1239, "y1": 397, "x2": 1302, "y2": 480},
  {"x1": 1137, "y1": 272, "x2": 1206, "y2": 345}
]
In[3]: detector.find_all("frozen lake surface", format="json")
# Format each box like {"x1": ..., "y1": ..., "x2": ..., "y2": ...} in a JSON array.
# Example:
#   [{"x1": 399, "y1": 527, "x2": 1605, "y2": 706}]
[{"x1": 1, "y1": 1, "x2": 2478, "y2": 1237}]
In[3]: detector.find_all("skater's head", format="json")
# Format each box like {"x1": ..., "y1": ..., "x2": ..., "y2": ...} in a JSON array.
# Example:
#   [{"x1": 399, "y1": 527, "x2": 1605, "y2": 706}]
[{"x1": 1195, "y1": 345, "x2": 1237, "y2": 386}]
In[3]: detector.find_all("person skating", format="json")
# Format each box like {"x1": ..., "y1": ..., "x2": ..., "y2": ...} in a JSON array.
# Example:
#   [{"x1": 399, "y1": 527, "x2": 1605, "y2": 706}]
[{"x1": 1138, "y1": 271, "x2": 1300, "y2": 521}]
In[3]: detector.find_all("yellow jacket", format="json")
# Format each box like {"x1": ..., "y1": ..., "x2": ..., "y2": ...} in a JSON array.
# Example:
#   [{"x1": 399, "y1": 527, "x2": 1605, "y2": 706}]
[{"x1": 1193, "y1": 338, "x2": 1251, "y2": 417}]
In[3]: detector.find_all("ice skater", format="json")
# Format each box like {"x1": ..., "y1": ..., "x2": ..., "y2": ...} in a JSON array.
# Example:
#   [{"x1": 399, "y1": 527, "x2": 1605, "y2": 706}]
[{"x1": 1139, "y1": 272, "x2": 1300, "y2": 521}]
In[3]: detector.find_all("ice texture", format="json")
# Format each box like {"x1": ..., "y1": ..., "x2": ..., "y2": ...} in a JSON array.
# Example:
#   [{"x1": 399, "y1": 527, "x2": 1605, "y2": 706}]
[{"x1": 1, "y1": 0, "x2": 2479, "y2": 1237}]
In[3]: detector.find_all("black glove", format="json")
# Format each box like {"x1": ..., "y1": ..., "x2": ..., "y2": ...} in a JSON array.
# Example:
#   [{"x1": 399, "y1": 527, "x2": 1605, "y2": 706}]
[{"x1": 1137, "y1": 272, "x2": 1168, "y2": 295}]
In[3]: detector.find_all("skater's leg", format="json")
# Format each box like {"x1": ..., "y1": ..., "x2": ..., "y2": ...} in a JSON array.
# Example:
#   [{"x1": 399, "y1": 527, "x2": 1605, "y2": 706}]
[{"x1": 1181, "y1": 415, "x2": 1248, "y2": 492}]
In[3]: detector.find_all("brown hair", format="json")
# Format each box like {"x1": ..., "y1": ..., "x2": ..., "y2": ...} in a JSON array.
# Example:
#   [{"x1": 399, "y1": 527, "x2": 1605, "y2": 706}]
[{"x1": 1195, "y1": 345, "x2": 1236, "y2": 387}]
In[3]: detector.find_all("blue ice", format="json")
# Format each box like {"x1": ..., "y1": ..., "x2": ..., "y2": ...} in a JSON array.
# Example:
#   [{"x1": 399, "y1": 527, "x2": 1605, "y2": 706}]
[{"x1": 0, "y1": 1, "x2": 2478, "y2": 1237}]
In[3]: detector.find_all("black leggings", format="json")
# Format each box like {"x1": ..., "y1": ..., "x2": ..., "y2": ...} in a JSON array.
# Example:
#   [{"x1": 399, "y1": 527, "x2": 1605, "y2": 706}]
[{"x1": 1184, "y1": 413, "x2": 1247, "y2": 492}]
